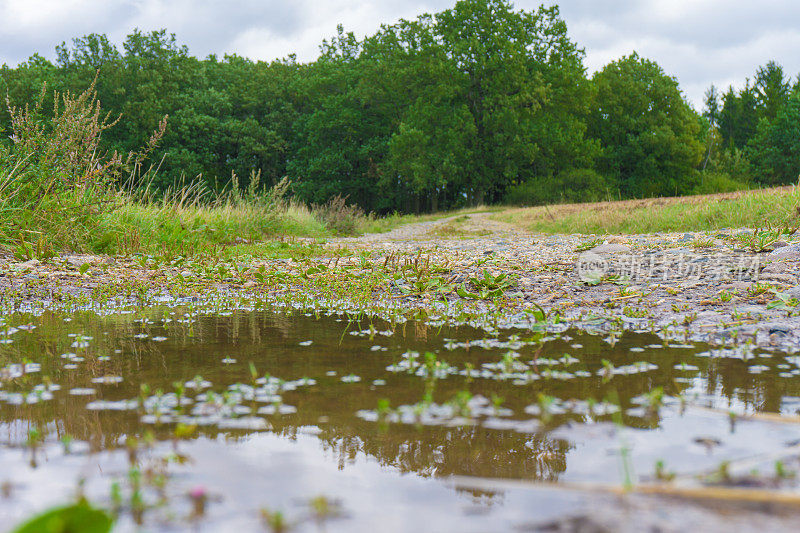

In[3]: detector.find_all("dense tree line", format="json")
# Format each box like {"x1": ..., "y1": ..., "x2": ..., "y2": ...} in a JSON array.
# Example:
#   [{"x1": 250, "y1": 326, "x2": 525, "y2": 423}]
[{"x1": 1, "y1": 0, "x2": 799, "y2": 213}]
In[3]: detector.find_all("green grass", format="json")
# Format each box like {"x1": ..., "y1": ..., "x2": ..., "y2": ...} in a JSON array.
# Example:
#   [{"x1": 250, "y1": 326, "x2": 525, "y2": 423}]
[
  {"x1": 493, "y1": 186, "x2": 800, "y2": 234},
  {"x1": 92, "y1": 200, "x2": 330, "y2": 256}
]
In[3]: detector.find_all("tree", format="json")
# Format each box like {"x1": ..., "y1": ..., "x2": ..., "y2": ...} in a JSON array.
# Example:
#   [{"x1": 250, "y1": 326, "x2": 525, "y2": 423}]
[
  {"x1": 288, "y1": 26, "x2": 398, "y2": 211},
  {"x1": 374, "y1": 17, "x2": 476, "y2": 212},
  {"x1": 718, "y1": 81, "x2": 759, "y2": 150},
  {"x1": 748, "y1": 91, "x2": 800, "y2": 185},
  {"x1": 701, "y1": 84, "x2": 721, "y2": 170},
  {"x1": 754, "y1": 60, "x2": 791, "y2": 122},
  {"x1": 703, "y1": 85, "x2": 721, "y2": 126},
  {"x1": 590, "y1": 53, "x2": 703, "y2": 197},
  {"x1": 435, "y1": 0, "x2": 554, "y2": 204}
]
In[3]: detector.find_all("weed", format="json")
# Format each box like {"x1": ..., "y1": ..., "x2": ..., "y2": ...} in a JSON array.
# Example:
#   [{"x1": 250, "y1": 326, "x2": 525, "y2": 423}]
[
  {"x1": 458, "y1": 269, "x2": 515, "y2": 299},
  {"x1": 261, "y1": 508, "x2": 290, "y2": 533},
  {"x1": 767, "y1": 291, "x2": 799, "y2": 312},
  {"x1": 575, "y1": 238, "x2": 604, "y2": 252},
  {"x1": 654, "y1": 460, "x2": 676, "y2": 482}
]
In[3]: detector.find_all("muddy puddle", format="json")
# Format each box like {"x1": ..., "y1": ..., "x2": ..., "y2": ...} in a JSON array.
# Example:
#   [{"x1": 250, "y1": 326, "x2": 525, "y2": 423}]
[{"x1": 2, "y1": 306, "x2": 800, "y2": 531}]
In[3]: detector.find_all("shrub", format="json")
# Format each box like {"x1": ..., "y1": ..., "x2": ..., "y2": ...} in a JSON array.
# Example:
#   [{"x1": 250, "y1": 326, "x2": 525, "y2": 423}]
[
  {"x1": 691, "y1": 172, "x2": 749, "y2": 195},
  {"x1": 504, "y1": 168, "x2": 608, "y2": 206},
  {"x1": 310, "y1": 195, "x2": 367, "y2": 236}
]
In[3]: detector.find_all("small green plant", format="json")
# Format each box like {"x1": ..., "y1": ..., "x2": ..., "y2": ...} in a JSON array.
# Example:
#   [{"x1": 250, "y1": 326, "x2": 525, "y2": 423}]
[
  {"x1": 775, "y1": 460, "x2": 795, "y2": 480},
  {"x1": 717, "y1": 290, "x2": 734, "y2": 303},
  {"x1": 457, "y1": 269, "x2": 515, "y2": 299},
  {"x1": 308, "y1": 495, "x2": 342, "y2": 523},
  {"x1": 575, "y1": 238, "x2": 603, "y2": 252},
  {"x1": 376, "y1": 398, "x2": 392, "y2": 420},
  {"x1": 691, "y1": 237, "x2": 715, "y2": 248},
  {"x1": 60, "y1": 434, "x2": 74, "y2": 454},
  {"x1": 260, "y1": 508, "x2": 290, "y2": 533},
  {"x1": 12, "y1": 236, "x2": 56, "y2": 262},
  {"x1": 643, "y1": 387, "x2": 665, "y2": 415},
  {"x1": 734, "y1": 222, "x2": 797, "y2": 252},
  {"x1": 606, "y1": 389, "x2": 634, "y2": 491},
  {"x1": 654, "y1": 460, "x2": 676, "y2": 482},
  {"x1": 622, "y1": 306, "x2": 648, "y2": 318},
  {"x1": 449, "y1": 390, "x2": 473, "y2": 417},
  {"x1": 26, "y1": 426, "x2": 42, "y2": 467}
]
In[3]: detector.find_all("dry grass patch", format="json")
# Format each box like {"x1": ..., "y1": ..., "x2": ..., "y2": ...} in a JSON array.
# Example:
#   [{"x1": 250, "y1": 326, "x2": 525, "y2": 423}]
[{"x1": 495, "y1": 186, "x2": 800, "y2": 234}]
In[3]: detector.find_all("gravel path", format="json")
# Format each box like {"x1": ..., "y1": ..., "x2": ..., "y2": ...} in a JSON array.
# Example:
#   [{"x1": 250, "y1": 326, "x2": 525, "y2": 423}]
[{"x1": 332, "y1": 214, "x2": 800, "y2": 351}]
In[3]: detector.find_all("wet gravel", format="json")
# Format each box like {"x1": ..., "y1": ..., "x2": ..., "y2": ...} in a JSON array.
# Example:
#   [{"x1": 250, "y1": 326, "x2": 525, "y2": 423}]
[{"x1": 2, "y1": 213, "x2": 799, "y2": 351}]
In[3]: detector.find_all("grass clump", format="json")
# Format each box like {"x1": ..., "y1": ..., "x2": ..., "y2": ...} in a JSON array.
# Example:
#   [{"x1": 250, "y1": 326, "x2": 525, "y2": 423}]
[
  {"x1": 0, "y1": 80, "x2": 163, "y2": 253},
  {"x1": 310, "y1": 194, "x2": 368, "y2": 236},
  {"x1": 95, "y1": 178, "x2": 329, "y2": 256}
]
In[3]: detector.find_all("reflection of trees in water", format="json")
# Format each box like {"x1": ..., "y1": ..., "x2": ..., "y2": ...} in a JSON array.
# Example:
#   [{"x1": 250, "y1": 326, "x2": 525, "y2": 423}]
[
  {"x1": 703, "y1": 356, "x2": 795, "y2": 413},
  {"x1": 2, "y1": 399, "x2": 571, "y2": 487},
  {"x1": 311, "y1": 424, "x2": 569, "y2": 482}
]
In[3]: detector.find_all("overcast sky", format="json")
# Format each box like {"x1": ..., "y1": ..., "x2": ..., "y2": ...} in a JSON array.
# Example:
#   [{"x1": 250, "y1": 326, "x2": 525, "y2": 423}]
[{"x1": 1, "y1": 0, "x2": 799, "y2": 108}]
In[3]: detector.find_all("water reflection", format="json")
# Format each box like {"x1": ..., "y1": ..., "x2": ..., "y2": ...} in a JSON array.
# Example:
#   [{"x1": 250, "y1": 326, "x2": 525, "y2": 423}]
[{"x1": 0, "y1": 308, "x2": 798, "y2": 495}]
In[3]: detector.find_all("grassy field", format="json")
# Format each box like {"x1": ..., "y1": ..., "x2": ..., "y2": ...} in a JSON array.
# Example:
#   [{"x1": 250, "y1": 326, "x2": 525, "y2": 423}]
[{"x1": 494, "y1": 186, "x2": 800, "y2": 235}]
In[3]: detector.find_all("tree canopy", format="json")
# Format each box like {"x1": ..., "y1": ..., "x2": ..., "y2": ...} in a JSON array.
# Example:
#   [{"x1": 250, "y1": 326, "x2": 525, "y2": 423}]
[{"x1": 1, "y1": 0, "x2": 798, "y2": 213}]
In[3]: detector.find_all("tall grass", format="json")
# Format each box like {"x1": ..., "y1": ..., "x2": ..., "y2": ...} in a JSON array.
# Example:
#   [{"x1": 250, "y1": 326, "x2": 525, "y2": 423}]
[
  {"x1": 0, "y1": 79, "x2": 167, "y2": 254},
  {"x1": 96, "y1": 196, "x2": 327, "y2": 256}
]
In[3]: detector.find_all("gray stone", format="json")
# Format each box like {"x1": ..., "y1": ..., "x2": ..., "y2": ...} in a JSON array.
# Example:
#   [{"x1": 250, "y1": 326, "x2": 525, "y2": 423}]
[
  {"x1": 769, "y1": 323, "x2": 793, "y2": 335},
  {"x1": 778, "y1": 286, "x2": 800, "y2": 299},
  {"x1": 589, "y1": 244, "x2": 631, "y2": 254},
  {"x1": 760, "y1": 273, "x2": 798, "y2": 284},
  {"x1": 18, "y1": 259, "x2": 40, "y2": 269},
  {"x1": 770, "y1": 243, "x2": 800, "y2": 257}
]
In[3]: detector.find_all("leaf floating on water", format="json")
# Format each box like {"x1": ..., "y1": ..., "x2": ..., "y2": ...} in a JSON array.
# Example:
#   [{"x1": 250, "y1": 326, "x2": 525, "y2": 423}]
[
  {"x1": 86, "y1": 400, "x2": 138, "y2": 411},
  {"x1": 91, "y1": 376, "x2": 123, "y2": 385},
  {"x1": 69, "y1": 388, "x2": 96, "y2": 396},
  {"x1": 218, "y1": 417, "x2": 270, "y2": 430}
]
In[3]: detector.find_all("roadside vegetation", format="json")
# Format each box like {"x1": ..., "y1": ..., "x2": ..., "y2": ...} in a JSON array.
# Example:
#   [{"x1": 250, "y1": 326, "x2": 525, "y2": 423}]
[{"x1": 495, "y1": 186, "x2": 800, "y2": 235}]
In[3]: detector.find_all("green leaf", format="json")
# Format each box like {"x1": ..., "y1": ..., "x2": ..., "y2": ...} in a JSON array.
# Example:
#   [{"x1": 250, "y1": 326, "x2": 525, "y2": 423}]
[
  {"x1": 457, "y1": 285, "x2": 479, "y2": 299},
  {"x1": 12, "y1": 502, "x2": 113, "y2": 533}
]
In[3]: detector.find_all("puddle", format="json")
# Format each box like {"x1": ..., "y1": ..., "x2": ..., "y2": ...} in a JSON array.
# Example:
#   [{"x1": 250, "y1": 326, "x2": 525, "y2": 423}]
[{"x1": 1, "y1": 307, "x2": 800, "y2": 530}]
